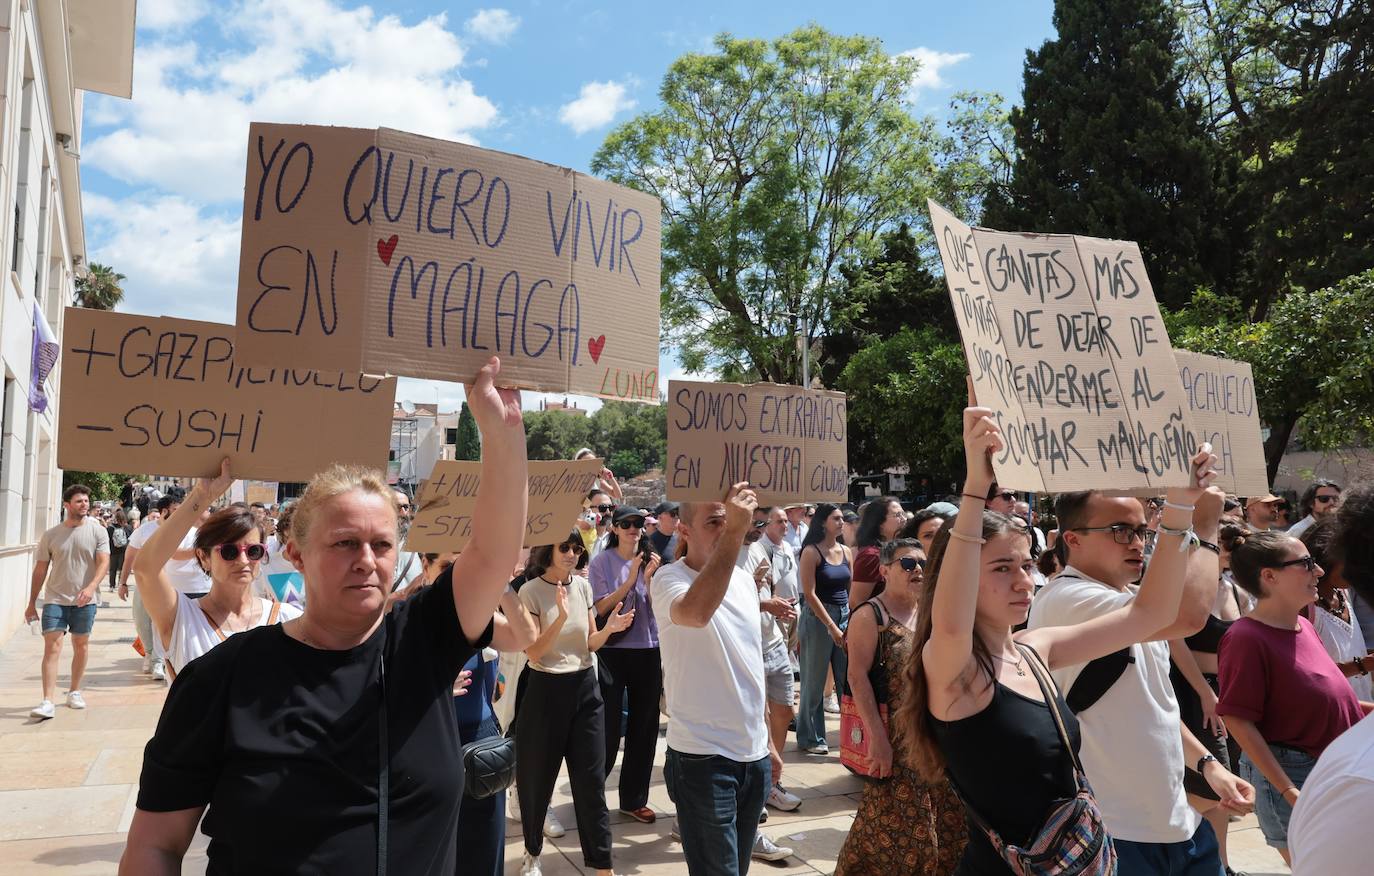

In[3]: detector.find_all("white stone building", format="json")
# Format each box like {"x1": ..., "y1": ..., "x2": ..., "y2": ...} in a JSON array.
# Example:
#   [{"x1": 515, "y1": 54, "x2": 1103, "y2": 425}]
[{"x1": 0, "y1": 0, "x2": 135, "y2": 639}]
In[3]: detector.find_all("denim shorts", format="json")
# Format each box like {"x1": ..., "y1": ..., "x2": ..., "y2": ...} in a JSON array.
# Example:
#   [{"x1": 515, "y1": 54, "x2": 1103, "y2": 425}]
[
  {"x1": 1240, "y1": 744, "x2": 1317, "y2": 850},
  {"x1": 41, "y1": 603, "x2": 97, "y2": 635},
  {"x1": 763, "y1": 639, "x2": 794, "y2": 706}
]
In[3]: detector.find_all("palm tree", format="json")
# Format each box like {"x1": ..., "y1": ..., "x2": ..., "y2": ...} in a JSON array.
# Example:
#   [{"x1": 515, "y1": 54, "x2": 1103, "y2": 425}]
[{"x1": 75, "y1": 263, "x2": 126, "y2": 310}]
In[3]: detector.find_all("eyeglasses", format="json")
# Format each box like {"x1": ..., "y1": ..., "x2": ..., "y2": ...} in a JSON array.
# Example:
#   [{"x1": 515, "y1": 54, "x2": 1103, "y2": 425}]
[
  {"x1": 1071, "y1": 524, "x2": 1151, "y2": 545},
  {"x1": 557, "y1": 542, "x2": 586, "y2": 556},
  {"x1": 898, "y1": 556, "x2": 926, "y2": 572},
  {"x1": 1315, "y1": 494, "x2": 1339, "y2": 504},
  {"x1": 216, "y1": 543, "x2": 267, "y2": 562},
  {"x1": 1270, "y1": 556, "x2": 1319, "y2": 573},
  {"x1": 616, "y1": 519, "x2": 645, "y2": 530}
]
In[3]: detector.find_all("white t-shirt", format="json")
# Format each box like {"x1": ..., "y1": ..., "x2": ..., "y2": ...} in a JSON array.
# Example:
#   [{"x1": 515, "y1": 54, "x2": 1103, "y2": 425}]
[
  {"x1": 1027, "y1": 566, "x2": 1199, "y2": 843},
  {"x1": 652, "y1": 559, "x2": 768, "y2": 763},
  {"x1": 1289, "y1": 714, "x2": 1374, "y2": 873},
  {"x1": 260, "y1": 536, "x2": 305, "y2": 605},
  {"x1": 736, "y1": 543, "x2": 783, "y2": 651},
  {"x1": 1312, "y1": 605, "x2": 1373, "y2": 701},
  {"x1": 128, "y1": 520, "x2": 208, "y2": 594},
  {"x1": 759, "y1": 537, "x2": 799, "y2": 603},
  {"x1": 160, "y1": 591, "x2": 302, "y2": 673}
]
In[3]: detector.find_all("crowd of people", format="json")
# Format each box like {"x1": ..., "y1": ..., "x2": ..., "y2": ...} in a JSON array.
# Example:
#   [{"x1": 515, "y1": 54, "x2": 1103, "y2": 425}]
[{"x1": 19, "y1": 361, "x2": 1374, "y2": 875}]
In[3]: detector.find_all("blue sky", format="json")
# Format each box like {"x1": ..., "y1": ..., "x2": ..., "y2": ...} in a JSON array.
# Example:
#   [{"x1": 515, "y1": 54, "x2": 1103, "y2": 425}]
[{"x1": 81, "y1": 0, "x2": 1056, "y2": 411}]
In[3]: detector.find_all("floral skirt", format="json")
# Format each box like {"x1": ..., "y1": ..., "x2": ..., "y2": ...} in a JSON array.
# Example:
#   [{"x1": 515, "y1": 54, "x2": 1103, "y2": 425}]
[{"x1": 835, "y1": 764, "x2": 969, "y2": 875}]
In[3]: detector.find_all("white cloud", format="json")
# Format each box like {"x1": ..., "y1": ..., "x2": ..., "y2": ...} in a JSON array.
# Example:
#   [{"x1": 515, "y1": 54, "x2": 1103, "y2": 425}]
[
  {"x1": 85, "y1": 194, "x2": 242, "y2": 323},
  {"x1": 558, "y1": 80, "x2": 636, "y2": 135},
  {"x1": 464, "y1": 9, "x2": 521, "y2": 44},
  {"x1": 84, "y1": 1, "x2": 498, "y2": 203},
  {"x1": 899, "y1": 47, "x2": 971, "y2": 102},
  {"x1": 138, "y1": 0, "x2": 211, "y2": 31}
]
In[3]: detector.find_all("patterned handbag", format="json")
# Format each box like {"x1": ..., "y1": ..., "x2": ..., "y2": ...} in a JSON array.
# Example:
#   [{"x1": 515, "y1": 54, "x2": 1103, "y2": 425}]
[{"x1": 951, "y1": 644, "x2": 1117, "y2": 875}]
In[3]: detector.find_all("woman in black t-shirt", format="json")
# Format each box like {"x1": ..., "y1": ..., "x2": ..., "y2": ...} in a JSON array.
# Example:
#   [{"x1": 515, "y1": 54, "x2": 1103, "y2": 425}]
[{"x1": 119, "y1": 357, "x2": 529, "y2": 876}]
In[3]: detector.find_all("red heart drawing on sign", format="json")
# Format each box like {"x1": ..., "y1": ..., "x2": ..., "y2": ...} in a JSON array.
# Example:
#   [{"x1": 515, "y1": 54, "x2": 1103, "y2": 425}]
[
  {"x1": 588, "y1": 335, "x2": 606, "y2": 364},
  {"x1": 377, "y1": 234, "x2": 399, "y2": 266}
]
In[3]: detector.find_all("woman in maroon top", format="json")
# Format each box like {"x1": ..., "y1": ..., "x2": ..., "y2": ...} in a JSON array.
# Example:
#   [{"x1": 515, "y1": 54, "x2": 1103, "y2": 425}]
[
  {"x1": 1217, "y1": 530, "x2": 1370, "y2": 865},
  {"x1": 848, "y1": 497, "x2": 906, "y2": 610}
]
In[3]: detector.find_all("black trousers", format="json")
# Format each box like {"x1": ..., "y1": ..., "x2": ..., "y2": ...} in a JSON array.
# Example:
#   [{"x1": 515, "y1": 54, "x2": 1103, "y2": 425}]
[
  {"x1": 597, "y1": 646, "x2": 662, "y2": 811},
  {"x1": 515, "y1": 667, "x2": 612, "y2": 868}
]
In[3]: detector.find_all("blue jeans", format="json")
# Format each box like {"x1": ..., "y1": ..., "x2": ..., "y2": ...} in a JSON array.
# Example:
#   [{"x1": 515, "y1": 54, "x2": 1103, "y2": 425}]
[
  {"x1": 1241, "y1": 744, "x2": 1317, "y2": 851},
  {"x1": 664, "y1": 749, "x2": 769, "y2": 876},
  {"x1": 456, "y1": 715, "x2": 504, "y2": 876},
  {"x1": 797, "y1": 601, "x2": 847, "y2": 749},
  {"x1": 1114, "y1": 819, "x2": 1223, "y2": 875}
]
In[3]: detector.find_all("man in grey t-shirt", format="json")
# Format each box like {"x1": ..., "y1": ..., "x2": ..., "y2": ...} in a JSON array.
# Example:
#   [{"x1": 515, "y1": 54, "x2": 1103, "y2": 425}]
[{"x1": 25, "y1": 484, "x2": 109, "y2": 719}]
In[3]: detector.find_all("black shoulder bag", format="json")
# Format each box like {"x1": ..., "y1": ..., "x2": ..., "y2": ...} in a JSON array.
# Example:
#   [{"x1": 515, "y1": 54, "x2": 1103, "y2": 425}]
[
  {"x1": 1050, "y1": 575, "x2": 1136, "y2": 714},
  {"x1": 461, "y1": 711, "x2": 517, "y2": 799}
]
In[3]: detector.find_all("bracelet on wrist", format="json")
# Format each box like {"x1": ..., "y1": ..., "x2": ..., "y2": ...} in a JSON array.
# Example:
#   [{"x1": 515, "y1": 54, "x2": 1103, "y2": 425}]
[
  {"x1": 961, "y1": 493, "x2": 987, "y2": 503},
  {"x1": 947, "y1": 529, "x2": 987, "y2": 545},
  {"x1": 1163, "y1": 500, "x2": 1196, "y2": 513},
  {"x1": 1156, "y1": 524, "x2": 1199, "y2": 552},
  {"x1": 1196, "y1": 538, "x2": 1220, "y2": 555}
]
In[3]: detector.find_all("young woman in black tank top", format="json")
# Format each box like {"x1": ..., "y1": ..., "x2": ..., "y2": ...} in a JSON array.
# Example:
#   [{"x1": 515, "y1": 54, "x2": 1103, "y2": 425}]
[{"x1": 893, "y1": 385, "x2": 1221, "y2": 874}]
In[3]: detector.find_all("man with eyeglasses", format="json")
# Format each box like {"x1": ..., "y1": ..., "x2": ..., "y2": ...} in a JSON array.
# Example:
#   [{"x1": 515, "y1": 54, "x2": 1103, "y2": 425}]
[
  {"x1": 1029, "y1": 489, "x2": 1253, "y2": 875},
  {"x1": 1287, "y1": 480, "x2": 1341, "y2": 539},
  {"x1": 578, "y1": 490, "x2": 616, "y2": 559}
]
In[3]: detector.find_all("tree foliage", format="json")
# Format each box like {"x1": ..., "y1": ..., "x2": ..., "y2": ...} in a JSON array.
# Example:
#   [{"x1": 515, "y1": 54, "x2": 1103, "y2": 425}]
[
  {"x1": 61, "y1": 469, "x2": 132, "y2": 502},
  {"x1": 454, "y1": 403, "x2": 481, "y2": 461},
  {"x1": 75, "y1": 263, "x2": 126, "y2": 311},
  {"x1": 986, "y1": 0, "x2": 1226, "y2": 308},
  {"x1": 522, "y1": 402, "x2": 667, "y2": 473},
  {"x1": 593, "y1": 26, "x2": 945, "y2": 384}
]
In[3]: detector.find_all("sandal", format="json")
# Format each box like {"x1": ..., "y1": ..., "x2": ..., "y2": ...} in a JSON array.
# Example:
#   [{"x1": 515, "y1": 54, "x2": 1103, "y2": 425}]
[{"x1": 619, "y1": 806, "x2": 656, "y2": 824}]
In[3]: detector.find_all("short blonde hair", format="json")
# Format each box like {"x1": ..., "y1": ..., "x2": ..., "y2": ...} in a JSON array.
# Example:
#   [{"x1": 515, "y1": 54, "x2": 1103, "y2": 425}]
[{"x1": 292, "y1": 465, "x2": 396, "y2": 548}]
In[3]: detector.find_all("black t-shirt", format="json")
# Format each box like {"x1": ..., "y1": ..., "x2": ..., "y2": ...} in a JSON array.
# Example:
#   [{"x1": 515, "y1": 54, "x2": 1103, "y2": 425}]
[
  {"x1": 137, "y1": 571, "x2": 493, "y2": 874},
  {"x1": 648, "y1": 529, "x2": 672, "y2": 557}
]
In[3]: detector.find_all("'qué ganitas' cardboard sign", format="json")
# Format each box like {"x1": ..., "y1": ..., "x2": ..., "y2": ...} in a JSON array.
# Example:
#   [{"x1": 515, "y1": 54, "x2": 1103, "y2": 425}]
[{"x1": 234, "y1": 123, "x2": 662, "y2": 402}]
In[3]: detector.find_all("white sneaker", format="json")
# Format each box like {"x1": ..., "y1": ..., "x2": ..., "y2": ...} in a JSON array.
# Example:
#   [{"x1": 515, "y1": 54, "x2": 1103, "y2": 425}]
[
  {"x1": 141, "y1": 654, "x2": 152, "y2": 674},
  {"x1": 543, "y1": 809, "x2": 565, "y2": 838},
  {"x1": 823, "y1": 693, "x2": 840, "y2": 714},
  {"x1": 66, "y1": 691, "x2": 87, "y2": 710},
  {"x1": 30, "y1": 699, "x2": 55, "y2": 720},
  {"x1": 507, "y1": 788, "x2": 521, "y2": 822},
  {"x1": 519, "y1": 852, "x2": 542, "y2": 876},
  {"x1": 752, "y1": 833, "x2": 793, "y2": 862},
  {"x1": 767, "y1": 783, "x2": 802, "y2": 811},
  {"x1": 670, "y1": 822, "x2": 681, "y2": 842},
  {"x1": 152, "y1": 659, "x2": 166, "y2": 681}
]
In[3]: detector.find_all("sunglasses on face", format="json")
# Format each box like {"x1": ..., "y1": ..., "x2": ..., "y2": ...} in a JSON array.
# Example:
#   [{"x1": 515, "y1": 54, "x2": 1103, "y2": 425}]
[
  {"x1": 1071, "y1": 524, "x2": 1151, "y2": 545},
  {"x1": 1271, "y1": 555, "x2": 1318, "y2": 573},
  {"x1": 1315, "y1": 494, "x2": 1339, "y2": 504},
  {"x1": 995, "y1": 491, "x2": 1016, "y2": 501},
  {"x1": 557, "y1": 542, "x2": 586, "y2": 556},
  {"x1": 216, "y1": 543, "x2": 267, "y2": 562},
  {"x1": 593, "y1": 503, "x2": 615, "y2": 513},
  {"x1": 898, "y1": 556, "x2": 926, "y2": 572},
  {"x1": 616, "y1": 519, "x2": 645, "y2": 530}
]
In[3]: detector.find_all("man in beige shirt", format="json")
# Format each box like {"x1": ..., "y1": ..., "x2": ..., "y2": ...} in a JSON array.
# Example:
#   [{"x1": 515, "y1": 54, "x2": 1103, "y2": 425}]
[{"x1": 25, "y1": 484, "x2": 110, "y2": 719}]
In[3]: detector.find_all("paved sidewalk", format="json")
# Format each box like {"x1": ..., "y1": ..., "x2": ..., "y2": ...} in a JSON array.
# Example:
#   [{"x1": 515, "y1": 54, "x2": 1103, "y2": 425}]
[{"x1": 0, "y1": 598, "x2": 1290, "y2": 874}]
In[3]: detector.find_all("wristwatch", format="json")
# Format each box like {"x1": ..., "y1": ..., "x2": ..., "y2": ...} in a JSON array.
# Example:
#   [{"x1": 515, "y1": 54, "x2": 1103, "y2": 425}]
[{"x1": 1196, "y1": 754, "x2": 1218, "y2": 774}]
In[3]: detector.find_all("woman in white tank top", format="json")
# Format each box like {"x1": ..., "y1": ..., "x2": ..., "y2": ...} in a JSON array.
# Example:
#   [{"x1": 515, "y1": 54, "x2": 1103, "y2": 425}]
[{"x1": 131, "y1": 460, "x2": 300, "y2": 677}]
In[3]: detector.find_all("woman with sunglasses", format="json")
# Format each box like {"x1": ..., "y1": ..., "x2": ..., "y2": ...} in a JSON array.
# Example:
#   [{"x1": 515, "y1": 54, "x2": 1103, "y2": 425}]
[
  {"x1": 515, "y1": 532, "x2": 635, "y2": 876},
  {"x1": 131, "y1": 462, "x2": 298, "y2": 678},
  {"x1": 837, "y1": 538, "x2": 967, "y2": 875},
  {"x1": 1217, "y1": 530, "x2": 1368, "y2": 865},
  {"x1": 587, "y1": 506, "x2": 663, "y2": 824}
]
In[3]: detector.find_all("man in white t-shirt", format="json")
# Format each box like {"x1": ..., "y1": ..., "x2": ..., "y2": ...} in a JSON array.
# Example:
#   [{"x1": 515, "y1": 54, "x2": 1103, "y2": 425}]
[
  {"x1": 1029, "y1": 489, "x2": 1251, "y2": 875},
  {"x1": 653, "y1": 484, "x2": 787, "y2": 873},
  {"x1": 781, "y1": 504, "x2": 808, "y2": 552}
]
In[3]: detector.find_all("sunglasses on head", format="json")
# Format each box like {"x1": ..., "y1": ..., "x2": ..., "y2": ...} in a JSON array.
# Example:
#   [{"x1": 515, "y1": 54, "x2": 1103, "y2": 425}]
[
  {"x1": 616, "y1": 519, "x2": 645, "y2": 530},
  {"x1": 1271, "y1": 555, "x2": 1318, "y2": 572},
  {"x1": 216, "y1": 543, "x2": 267, "y2": 562},
  {"x1": 557, "y1": 542, "x2": 586, "y2": 556},
  {"x1": 898, "y1": 556, "x2": 926, "y2": 572}
]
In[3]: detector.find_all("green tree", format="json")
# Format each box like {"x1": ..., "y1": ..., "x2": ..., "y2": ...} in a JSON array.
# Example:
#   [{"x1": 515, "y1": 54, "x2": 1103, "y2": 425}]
[
  {"x1": 607, "y1": 449, "x2": 646, "y2": 480},
  {"x1": 986, "y1": 0, "x2": 1225, "y2": 308},
  {"x1": 75, "y1": 263, "x2": 126, "y2": 310},
  {"x1": 593, "y1": 26, "x2": 944, "y2": 384},
  {"x1": 589, "y1": 401, "x2": 667, "y2": 474},
  {"x1": 61, "y1": 469, "x2": 130, "y2": 502},
  {"x1": 522, "y1": 411, "x2": 593, "y2": 461},
  {"x1": 454, "y1": 403, "x2": 481, "y2": 461},
  {"x1": 1170, "y1": 269, "x2": 1374, "y2": 481}
]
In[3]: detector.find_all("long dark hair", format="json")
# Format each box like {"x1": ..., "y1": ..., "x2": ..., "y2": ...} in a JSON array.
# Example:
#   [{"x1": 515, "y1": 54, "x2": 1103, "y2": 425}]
[
  {"x1": 855, "y1": 496, "x2": 900, "y2": 549},
  {"x1": 1334, "y1": 483, "x2": 1374, "y2": 607},
  {"x1": 799, "y1": 503, "x2": 841, "y2": 556},
  {"x1": 524, "y1": 531, "x2": 588, "y2": 579},
  {"x1": 896, "y1": 510, "x2": 1029, "y2": 783}
]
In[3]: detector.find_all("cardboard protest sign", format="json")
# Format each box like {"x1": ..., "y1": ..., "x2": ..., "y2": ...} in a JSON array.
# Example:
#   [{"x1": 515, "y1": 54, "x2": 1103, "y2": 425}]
[
  {"x1": 244, "y1": 481, "x2": 279, "y2": 506},
  {"x1": 407, "y1": 457, "x2": 604, "y2": 552},
  {"x1": 234, "y1": 123, "x2": 662, "y2": 402},
  {"x1": 1174, "y1": 351, "x2": 1269, "y2": 496},
  {"x1": 928, "y1": 200, "x2": 1198, "y2": 491},
  {"x1": 57, "y1": 307, "x2": 396, "y2": 481},
  {"x1": 665, "y1": 380, "x2": 848, "y2": 505}
]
